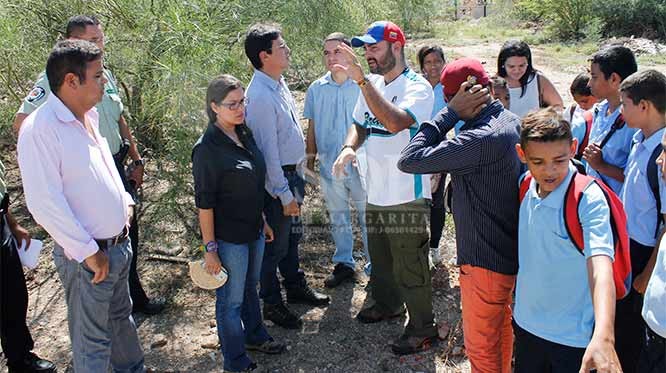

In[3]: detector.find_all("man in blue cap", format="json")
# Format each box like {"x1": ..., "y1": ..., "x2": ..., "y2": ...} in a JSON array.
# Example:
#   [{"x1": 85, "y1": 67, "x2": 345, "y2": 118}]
[{"x1": 332, "y1": 20, "x2": 437, "y2": 355}]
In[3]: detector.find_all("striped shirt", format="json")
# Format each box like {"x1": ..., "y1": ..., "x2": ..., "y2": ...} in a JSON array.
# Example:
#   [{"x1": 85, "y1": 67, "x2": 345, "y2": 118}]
[{"x1": 398, "y1": 101, "x2": 522, "y2": 274}]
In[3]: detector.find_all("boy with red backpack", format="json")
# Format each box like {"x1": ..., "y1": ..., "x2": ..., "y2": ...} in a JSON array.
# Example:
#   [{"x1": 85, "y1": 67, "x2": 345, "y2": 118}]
[
  {"x1": 616, "y1": 69, "x2": 666, "y2": 373},
  {"x1": 514, "y1": 108, "x2": 623, "y2": 372}
]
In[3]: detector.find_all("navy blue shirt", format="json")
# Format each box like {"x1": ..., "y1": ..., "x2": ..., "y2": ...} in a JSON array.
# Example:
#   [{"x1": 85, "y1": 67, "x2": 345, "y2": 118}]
[
  {"x1": 192, "y1": 123, "x2": 266, "y2": 244},
  {"x1": 398, "y1": 101, "x2": 522, "y2": 274}
]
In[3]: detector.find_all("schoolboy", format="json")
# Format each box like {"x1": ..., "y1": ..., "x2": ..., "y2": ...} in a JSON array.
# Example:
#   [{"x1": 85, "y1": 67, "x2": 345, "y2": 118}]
[
  {"x1": 565, "y1": 72, "x2": 598, "y2": 124},
  {"x1": 583, "y1": 45, "x2": 638, "y2": 196},
  {"x1": 616, "y1": 69, "x2": 666, "y2": 373},
  {"x1": 514, "y1": 108, "x2": 620, "y2": 372}
]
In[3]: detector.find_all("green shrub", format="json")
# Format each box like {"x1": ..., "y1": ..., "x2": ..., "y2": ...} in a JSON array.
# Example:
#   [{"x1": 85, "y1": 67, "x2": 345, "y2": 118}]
[
  {"x1": 592, "y1": 0, "x2": 666, "y2": 40},
  {"x1": 514, "y1": 0, "x2": 595, "y2": 40}
]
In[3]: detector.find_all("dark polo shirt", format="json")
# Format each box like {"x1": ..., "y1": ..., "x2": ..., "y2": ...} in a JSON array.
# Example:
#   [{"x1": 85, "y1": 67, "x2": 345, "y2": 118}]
[{"x1": 192, "y1": 122, "x2": 266, "y2": 244}]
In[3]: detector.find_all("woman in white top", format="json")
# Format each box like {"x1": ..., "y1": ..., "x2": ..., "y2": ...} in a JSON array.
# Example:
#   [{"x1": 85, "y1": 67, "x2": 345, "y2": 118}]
[{"x1": 497, "y1": 40, "x2": 563, "y2": 118}]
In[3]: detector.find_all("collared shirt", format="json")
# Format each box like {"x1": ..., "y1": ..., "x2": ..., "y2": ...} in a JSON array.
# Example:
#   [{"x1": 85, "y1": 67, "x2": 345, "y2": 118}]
[
  {"x1": 643, "y1": 237, "x2": 666, "y2": 338},
  {"x1": 18, "y1": 69, "x2": 125, "y2": 154},
  {"x1": 245, "y1": 69, "x2": 305, "y2": 205},
  {"x1": 303, "y1": 72, "x2": 360, "y2": 180},
  {"x1": 192, "y1": 123, "x2": 267, "y2": 244},
  {"x1": 620, "y1": 128, "x2": 666, "y2": 247},
  {"x1": 586, "y1": 100, "x2": 638, "y2": 195},
  {"x1": 514, "y1": 165, "x2": 614, "y2": 348},
  {"x1": 17, "y1": 94, "x2": 133, "y2": 263},
  {"x1": 398, "y1": 101, "x2": 522, "y2": 274},
  {"x1": 353, "y1": 69, "x2": 433, "y2": 206}
]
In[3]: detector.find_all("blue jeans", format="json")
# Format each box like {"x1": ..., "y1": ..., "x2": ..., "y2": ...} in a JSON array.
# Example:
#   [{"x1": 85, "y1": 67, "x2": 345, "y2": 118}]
[
  {"x1": 216, "y1": 235, "x2": 271, "y2": 372},
  {"x1": 260, "y1": 170, "x2": 306, "y2": 305},
  {"x1": 319, "y1": 170, "x2": 369, "y2": 273},
  {"x1": 53, "y1": 241, "x2": 145, "y2": 373}
]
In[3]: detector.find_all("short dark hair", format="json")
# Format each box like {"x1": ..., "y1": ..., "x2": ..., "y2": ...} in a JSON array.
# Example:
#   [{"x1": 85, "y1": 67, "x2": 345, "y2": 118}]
[
  {"x1": 498, "y1": 40, "x2": 536, "y2": 98},
  {"x1": 46, "y1": 39, "x2": 102, "y2": 94},
  {"x1": 620, "y1": 69, "x2": 666, "y2": 114},
  {"x1": 570, "y1": 72, "x2": 592, "y2": 97},
  {"x1": 65, "y1": 15, "x2": 100, "y2": 38},
  {"x1": 324, "y1": 32, "x2": 350, "y2": 47},
  {"x1": 417, "y1": 45, "x2": 446, "y2": 72},
  {"x1": 244, "y1": 23, "x2": 282, "y2": 70},
  {"x1": 590, "y1": 45, "x2": 637, "y2": 81},
  {"x1": 520, "y1": 107, "x2": 572, "y2": 149},
  {"x1": 206, "y1": 74, "x2": 244, "y2": 123}
]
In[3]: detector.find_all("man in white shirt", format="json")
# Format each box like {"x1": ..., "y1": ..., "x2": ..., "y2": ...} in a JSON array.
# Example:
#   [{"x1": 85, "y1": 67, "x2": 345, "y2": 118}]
[
  {"x1": 332, "y1": 21, "x2": 436, "y2": 355},
  {"x1": 17, "y1": 40, "x2": 145, "y2": 373}
]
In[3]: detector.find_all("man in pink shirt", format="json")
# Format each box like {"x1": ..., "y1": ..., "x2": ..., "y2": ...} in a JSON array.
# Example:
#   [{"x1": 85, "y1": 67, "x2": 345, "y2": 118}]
[{"x1": 17, "y1": 39, "x2": 145, "y2": 372}]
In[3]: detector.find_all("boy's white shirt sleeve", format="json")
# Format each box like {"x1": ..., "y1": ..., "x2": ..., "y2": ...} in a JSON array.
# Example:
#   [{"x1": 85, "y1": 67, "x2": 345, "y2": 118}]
[{"x1": 579, "y1": 182, "x2": 615, "y2": 260}]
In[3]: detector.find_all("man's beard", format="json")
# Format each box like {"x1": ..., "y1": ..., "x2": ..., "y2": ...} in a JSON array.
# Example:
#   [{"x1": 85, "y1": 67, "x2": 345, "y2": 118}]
[{"x1": 368, "y1": 48, "x2": 396, "y2": 75}]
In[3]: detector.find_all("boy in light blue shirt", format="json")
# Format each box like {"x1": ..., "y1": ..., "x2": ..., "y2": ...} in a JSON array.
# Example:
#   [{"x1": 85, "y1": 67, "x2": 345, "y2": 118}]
[
  {"x1": 304, "y1": 33, "x2": 369, "y2": 286},
  {"x1": 583, "y1": 45, "x2": 638, "y2": 196},
  {"x1": 514, "y1": 108, "x2": 620, "y2": 372},
  {"x1": 617, "y1": 69, "x2": 666, "y2": 373}
]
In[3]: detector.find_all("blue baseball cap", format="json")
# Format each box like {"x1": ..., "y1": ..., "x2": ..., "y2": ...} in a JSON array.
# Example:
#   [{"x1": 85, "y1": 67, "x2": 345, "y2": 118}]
[{"x1": 351, "y1": 21, "x2": 406, "y2": 48}]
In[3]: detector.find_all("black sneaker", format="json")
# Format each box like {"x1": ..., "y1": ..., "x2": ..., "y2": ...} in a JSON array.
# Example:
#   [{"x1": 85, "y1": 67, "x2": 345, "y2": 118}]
[
  {"x1": 263, "y1": 302, "x2": 302, "y2": 329},
  {"x1": 286, "y1": 285, "x2": 330, "y2": 306},
  {"x1": 390, "y1": 334, "x2": 439, "y2": 355},
  {"x1": 324, "y1": 264, "x2": 355, "y2": 288},
  {"x1": 8, "y1": 352, "x2": 57, "y2": 373},
  {"x1": 132, "y1": 299, "x2": 166, "y2": 316}
]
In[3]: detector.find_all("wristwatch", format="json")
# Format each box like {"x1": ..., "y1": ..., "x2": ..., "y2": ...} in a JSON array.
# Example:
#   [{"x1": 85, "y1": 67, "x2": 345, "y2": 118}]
[
  {"x1": 205, "y1": 241, "x2": 218, "y2": 253},
  {"x1": 356, "y1": 77, "x2": 369, "y2": 87},
  {"x1": 341, "y1": 144, "x2": 355, "y2": 153},
  {"x1": 132, "y1": 159, "x2": 145, "y2": 167}
]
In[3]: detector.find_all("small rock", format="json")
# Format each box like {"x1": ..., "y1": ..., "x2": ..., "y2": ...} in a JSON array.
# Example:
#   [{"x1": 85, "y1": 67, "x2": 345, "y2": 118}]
[
  {"x1": 150, "y1": 334, "x2": 168, "y2": 349},
  {"x1": 208, "y1": 352, "x2": 216, "y2": 362},
  {"x1": 264, "y1": 320, "x2": 274, "y2": 327},
  {"x1": 286, "y1": 345, "x2": 292, "y2": 351},
  {"x1": 201, "y1": 335, "x2": 219, "y2": 349},
  {"x1": 452, "y1": 346, "x2": 464, "y2": 356},
  {"x1": 438, "y1": 321, "x2": 451, "y2": 340},
  {"x1": 209, "y1": 320, "x2": 216, "y2": 328}
]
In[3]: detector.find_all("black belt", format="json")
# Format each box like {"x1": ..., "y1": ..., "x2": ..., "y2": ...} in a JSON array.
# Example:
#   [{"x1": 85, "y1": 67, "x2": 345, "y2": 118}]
[
  {"x1": 282, "y1": 165, "x2": 297, "y2": 172},
  {"x1": 95, "y1": 226, "x2": 129, "y2": 250}
]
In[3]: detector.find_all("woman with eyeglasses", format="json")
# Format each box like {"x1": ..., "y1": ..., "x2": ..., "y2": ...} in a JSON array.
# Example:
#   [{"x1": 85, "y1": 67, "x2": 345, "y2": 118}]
[
  {"x1": 192, "y1": 74, "x2": 285, "y2": 373},
  {"x1": 497, "y1": 40, "x2": 563, "y2": 118}
]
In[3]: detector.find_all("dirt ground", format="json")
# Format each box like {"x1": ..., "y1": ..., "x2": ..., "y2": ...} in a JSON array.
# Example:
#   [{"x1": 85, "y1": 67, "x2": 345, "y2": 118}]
[{"x1": 3, "y1": 31, "x2": 665, "y2": 373}]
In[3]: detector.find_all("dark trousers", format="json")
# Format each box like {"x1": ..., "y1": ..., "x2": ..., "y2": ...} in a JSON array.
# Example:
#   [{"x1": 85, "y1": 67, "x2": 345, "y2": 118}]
[
  {"x1": 259, "y1": 170, "x2": 306, "y2": 305},
  {"x1": 638, "y1": 326, "x2": 665, "y2": 373},
  {"x1": 113, "y1": 157, "x2": 149, "y2": 307},
  {"x1": 513, "y1": 321, "x2": 586, "y2": 373},
  {"x1": 429, "y1": 174, "x2": 446, "y2": 249},
  {"x1": 615, "y1": 239, "x2": 655, "y2": 373},
  {"x1": 0, "y1": 216, "x2": 34, "y2": 368}
]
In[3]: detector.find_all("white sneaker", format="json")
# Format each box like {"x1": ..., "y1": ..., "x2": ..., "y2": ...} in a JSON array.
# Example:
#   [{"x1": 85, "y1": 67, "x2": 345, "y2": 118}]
[{"x1": 429, "y1": 247, "x2": 442, "y2": 266}]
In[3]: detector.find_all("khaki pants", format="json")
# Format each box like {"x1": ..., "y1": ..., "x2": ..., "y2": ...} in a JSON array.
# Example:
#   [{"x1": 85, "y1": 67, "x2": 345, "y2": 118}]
[{"x1": 365, "y1": 199, "x2": 436, "y2": 337}]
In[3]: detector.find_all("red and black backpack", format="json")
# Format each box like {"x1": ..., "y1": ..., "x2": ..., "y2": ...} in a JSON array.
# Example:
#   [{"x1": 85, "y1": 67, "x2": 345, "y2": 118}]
[{"x1": 519, "y1": 171, "x2": 632, "y2": 300}]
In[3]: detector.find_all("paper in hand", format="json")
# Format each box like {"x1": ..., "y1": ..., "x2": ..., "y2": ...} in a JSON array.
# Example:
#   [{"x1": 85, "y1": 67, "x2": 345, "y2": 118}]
[{"x1": 18, "y1": 239, "x2": 42, "y2": 270}]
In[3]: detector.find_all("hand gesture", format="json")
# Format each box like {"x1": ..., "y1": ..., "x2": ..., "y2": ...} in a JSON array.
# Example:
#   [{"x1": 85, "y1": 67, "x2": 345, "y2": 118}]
[
  {"x1": 332, "y1": 147, "x2": 357, "y2": 178},
  {"x1": 84, "y1": 250, "x2": 110, "y2": 284},
  {"x1": 447, "y1": 82, "x2": 491, "y2": 120},
  {"x1": 331, "y1": 43, "x2": 365, "y2": 82},
  {"x1": 583, "y1": 143, "x2": 604, "y2": 171}
]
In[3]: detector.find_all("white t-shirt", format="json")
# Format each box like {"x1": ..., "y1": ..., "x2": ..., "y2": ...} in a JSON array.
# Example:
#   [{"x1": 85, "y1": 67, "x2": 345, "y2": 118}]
[
  {"x1": 643, "y1": 237, "x2": 666, "y2": 338},
  {"x1": 353, "y1": 69, "x2": 434, "y2": 206},
  {"x1": 563, "y1": 103, "x2": 586, "y2": 125},
  {"x1": 509, "y1": 73, "x2": 540, "y2": 118}
]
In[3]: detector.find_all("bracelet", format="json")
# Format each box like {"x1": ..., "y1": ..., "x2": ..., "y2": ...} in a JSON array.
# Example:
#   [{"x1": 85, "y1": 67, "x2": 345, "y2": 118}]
[
  {"x1": 205, "y1": 240, "x2": 218, "y2": 253},
  {"x1": 341, "y1": 144, "x2": 355, "y2": 153},
  {"x1": 132, "y1": 159, "x2": 145, "y2": 167},
  {"x1": 356, "y1": 77, "x2": 369, "y2": 87}
]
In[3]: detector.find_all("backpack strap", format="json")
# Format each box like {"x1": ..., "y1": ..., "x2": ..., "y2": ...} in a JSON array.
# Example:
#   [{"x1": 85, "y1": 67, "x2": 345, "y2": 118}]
[
  {"x1": 569, "y1": 103, "x2": 577, "y2": 120},
  {"x1": 519, "y1": 172, "x2": 532, "y2": 202},
  {"x1": 598, "y1": 113, "x2": 626, "y2": 149},
  {"x1": 647, "y1": 145, "x2": 664, "y2": 238},
  {"x1": 537, "y1": 73, "x2": 545, "y2": 108},
  {"x1": 563, "y1": 172, "x2": 596, "y2": 253},
  {"x1": 575, "y1": 110, "x2": 594, "y2": 160}
]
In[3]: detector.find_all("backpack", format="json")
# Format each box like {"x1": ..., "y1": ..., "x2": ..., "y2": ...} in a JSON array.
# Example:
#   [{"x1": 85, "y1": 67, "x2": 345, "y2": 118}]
[
  {"x1": 519, "y1": 171, "x2": 632, "y2": 299},
  {"x1": 574, "y1": 110, "x2": 594, "y2": 161},
  {"x1": 646, "y1": 145, "x2": 664, "y2": 239}
]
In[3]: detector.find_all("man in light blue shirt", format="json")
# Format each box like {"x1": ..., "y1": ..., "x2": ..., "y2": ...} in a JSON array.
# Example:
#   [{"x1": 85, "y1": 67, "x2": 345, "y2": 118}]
[
  {"x1": 584, "y1": 45, "x2": 638, "y2": 196},
  {"x1": 244, "y1": 23, "x2": 329, "y2": 330},
  {"x1": 304, "y1": 33, "x2": 369, "y2": 287}
]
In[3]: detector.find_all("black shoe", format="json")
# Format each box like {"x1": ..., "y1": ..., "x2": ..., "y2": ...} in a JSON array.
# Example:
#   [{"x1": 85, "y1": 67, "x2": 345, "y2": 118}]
[
  {"x1": 286, "y1": 285, "x2": 330, "y2": 306},
  {"x1": 263, "y1": 302, "x2": 302, "y2": 329},
  {"x1": 8, "y1": 352, "x2": 57, "y2": 373},
  {"x1": 356, "y1": 305, "x2": 406, "y2": 324},
  {"x1": 324, "y1": 264, "x2": 355, "y2": 288},
  {"x1": 133, "y1": 299, "x2": 166, "y2": 316},
  {"x1": 390, "y1": 334, "x2": 439, "y2": 355}
]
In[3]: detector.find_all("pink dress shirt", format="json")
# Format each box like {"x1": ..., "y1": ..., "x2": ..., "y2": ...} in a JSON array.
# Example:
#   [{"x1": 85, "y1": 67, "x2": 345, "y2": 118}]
[{"x1": 17, "y1": 94, "x2": 133, "y2": 262}]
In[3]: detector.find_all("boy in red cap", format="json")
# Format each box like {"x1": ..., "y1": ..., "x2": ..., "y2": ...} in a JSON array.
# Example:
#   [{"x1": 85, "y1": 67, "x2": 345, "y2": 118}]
[{"x1": 399, "y1": 57, "x2": 522, "y2": 372}]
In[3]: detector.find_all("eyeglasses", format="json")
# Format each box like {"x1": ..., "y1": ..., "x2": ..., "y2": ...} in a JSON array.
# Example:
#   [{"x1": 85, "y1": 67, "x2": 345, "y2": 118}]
[{"x1": 219, "y1": 98, "x2": 247, "y2": 110}]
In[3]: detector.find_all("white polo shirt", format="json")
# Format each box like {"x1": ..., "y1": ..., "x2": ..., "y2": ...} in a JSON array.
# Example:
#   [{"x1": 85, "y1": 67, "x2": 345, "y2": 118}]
[{"x1": 353, "y1": 69, "x2": 434, "y2": 206}]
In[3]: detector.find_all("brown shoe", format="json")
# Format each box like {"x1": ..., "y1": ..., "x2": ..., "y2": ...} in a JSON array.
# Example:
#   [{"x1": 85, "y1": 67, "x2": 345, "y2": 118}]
[
  {"x1": 355, "y1": 305, "x2": 405, "y2": 324},
  {"x1": 390, "y1": 334, "x2": 439, "y2": 355}
]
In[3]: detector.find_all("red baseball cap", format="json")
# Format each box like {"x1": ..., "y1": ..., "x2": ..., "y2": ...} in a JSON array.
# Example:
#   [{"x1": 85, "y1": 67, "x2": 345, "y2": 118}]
[
  {"x1": 440, "y1": 58, "x2": 490, "y2": 98},
  {"x1": 351, "y1": 21, "x2": 406, "y2": 47}
]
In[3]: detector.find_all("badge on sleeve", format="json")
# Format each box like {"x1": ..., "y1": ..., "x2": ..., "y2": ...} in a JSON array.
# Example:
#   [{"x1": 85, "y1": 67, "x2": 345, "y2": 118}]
[{"x1": 26, "y1": 86, "x2": 46, "y2": 103}]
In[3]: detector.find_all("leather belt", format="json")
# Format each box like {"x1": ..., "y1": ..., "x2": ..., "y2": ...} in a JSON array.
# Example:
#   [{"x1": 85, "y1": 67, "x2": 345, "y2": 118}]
[
  {"x1": 95, "y1": 226, "x2": 129, "y2": 250},
  {"x1": 281, "y1": 165, "x2": 297, "y2": 172}
]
